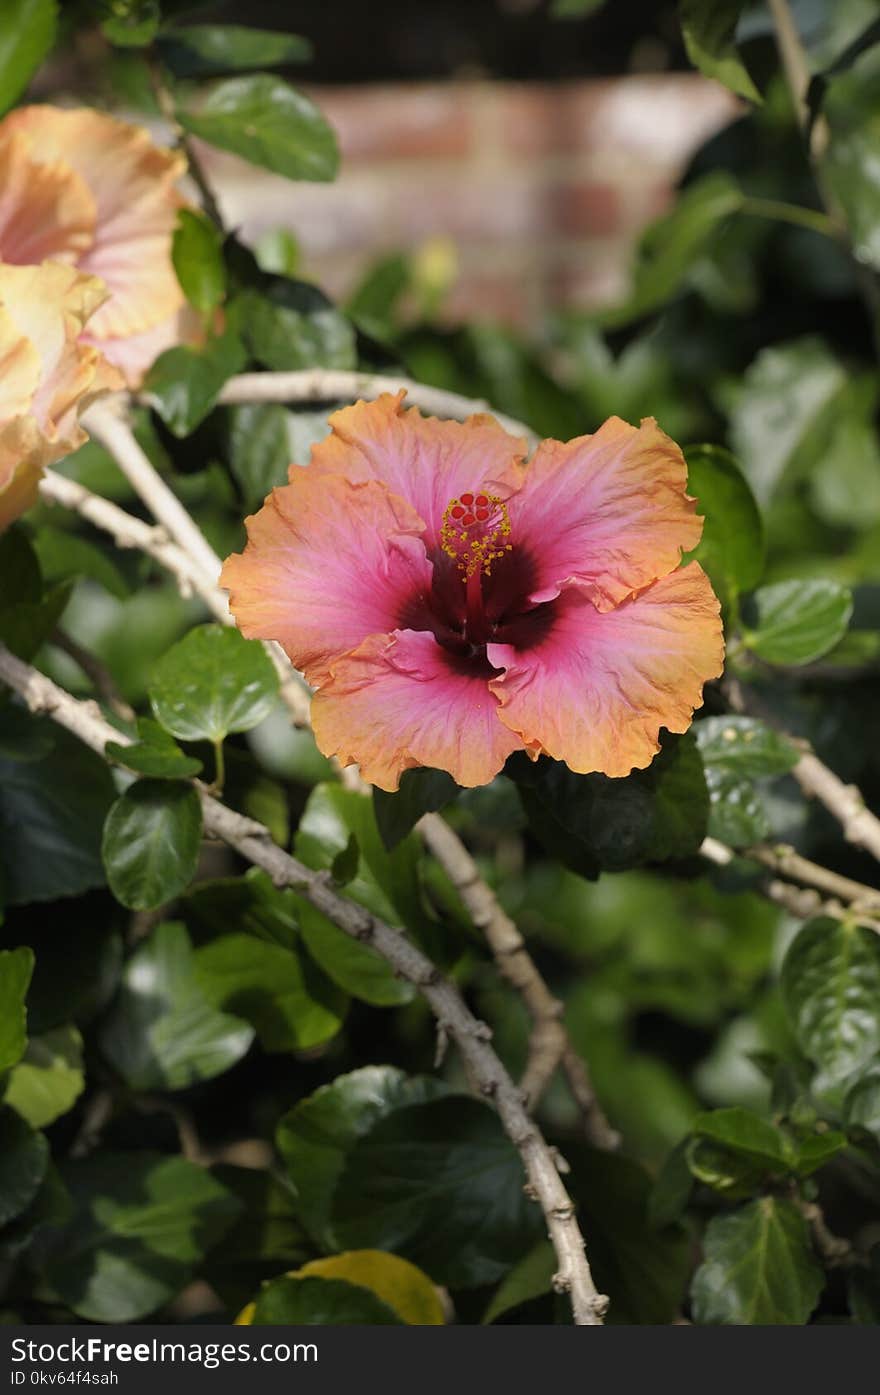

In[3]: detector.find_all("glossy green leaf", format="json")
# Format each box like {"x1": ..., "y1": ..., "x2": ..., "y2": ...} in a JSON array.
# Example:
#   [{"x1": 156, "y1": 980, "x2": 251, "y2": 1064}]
[
  {"x1": 600, "y1": 172, "x2": 743, "y2": 328},
  {"x1": 373, "y1": 769, "x2": 460, "y2": 852},
  {"x1": 276, "y1": 1067, "x2": 450, "y2": 1250},
  {"x1": 178, "y1": 75, "x2": 339, "y2": 183},
  {"x1": 742, "y1": 579, "x2": 853, "y2": 666},
  {"x1": 99, "y1": 921, "x2": 253, "y2": 1090},
  {"x1": 146, "y1": 330, "x2": 246, "y2": 437},
  {"x1": 684, "y1": 444, "x2": 764, "y2": 602},
  {"x1": 227, "y1": 403, "x2": 291, "y2": 511},
  {"x1": 32, "y1": 527, "x2": 129, "y2": 599},
  {"x1": 185, "y1": 867, "x2": 299, "y2": 949},
  {"x1": 510, "y1": 732, "x2": 709, "y2": 878},
  {"x1": 822, "y1": 49, "x2": 880, "y2": 272},
  {"x1": 702, "y1": 769, "x2": 770, "y2": 846},
  {"x1": 332, "y1": 1096, "x2": 543, "y2": 1288},
  {"x1": 680, "y1": 0, "x2": 761, "y2": 102},
  {"x1": 149, "y1": 624, "x2": 279, "y2": 744},
  {"x1": 0, "y1": 0, "x2": 56, "y2": 114},
  {"x1": 0, "y1": 947, "x2": 33, "y2": 1074},
  {"x1": 730, "y1": 338, "x2": 847, "y2": 505},
  {"x1": 843, "y1": 1065, "x2": 880, "y2": 1141},
  {"x1": 250, "y1": 1274, "x2": 402, "y2": 1325},
  {"x1": 106, "y1": 717, "x2": 203, "y2": 780},
  {"x1": 172, "y1": 208, "x2": 226, "y2": 315},
  {"x1": 193, "y1": 932, "x2": 345, "y2": 1051},
  {"x1": 230, "y1": 282, "x2": 356, "y2": 371},
  {"x1": 0, "y1": 729, "x2": 114, "y2": 904},
  {"x1": 159, "y1": 24, "x2": 312, "y2": 78},
  {"x1": 781, "y1": 917, "x2": 880, "y2": 1094},
  {"x1": 0, "y1": 1108, "x2": 48, "y2": 1227},
  {"x1": 5, "y1": 1026, "x2": 84, "y2": 1129},
  {"x1": 102, "y1": 780, "x2": 202, "y2": 911},
  {"x1": 37, "y1": 1151, "x2": 239, "y2": 1322},
  {"x1": 483, "y1": 1241, "x2": 555, "y2": 1323},
  {"x1": 691, "y1": 1198, "x2": 823, "y2": 1324},
  {"x1": 694, "y1": 717, "x2": 799, "y2": 778}
]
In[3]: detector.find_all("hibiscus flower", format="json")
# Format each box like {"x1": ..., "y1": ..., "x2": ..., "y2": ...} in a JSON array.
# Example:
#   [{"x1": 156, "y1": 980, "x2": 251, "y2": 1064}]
[
  {"x1": 221, "y1": 392, "x2": 724, "y2": 791},
  {"x1": 0, "y1": 106, "x2": 198, "y2": 387},
  {"x1": 0, "y1": 261, "x2": 121, "y2": 532}
]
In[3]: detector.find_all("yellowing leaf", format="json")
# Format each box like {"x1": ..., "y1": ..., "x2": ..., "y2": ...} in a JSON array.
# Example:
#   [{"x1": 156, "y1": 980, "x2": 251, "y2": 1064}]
[{"x1": 235, "y1": 1250, "x2": 444, "y2": 1325}]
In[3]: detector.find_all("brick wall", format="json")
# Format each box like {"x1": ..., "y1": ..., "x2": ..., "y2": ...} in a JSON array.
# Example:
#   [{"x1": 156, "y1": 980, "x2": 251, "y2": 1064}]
[{"x1": 201, "y1": 76, "x2": 739, "y2": 326}]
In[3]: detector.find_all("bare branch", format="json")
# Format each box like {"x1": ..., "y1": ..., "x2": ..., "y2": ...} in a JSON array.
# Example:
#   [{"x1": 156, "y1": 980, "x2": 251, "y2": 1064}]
[
  {"x1": 0, "y1": 643, "x2": 607, "y2": 1327},
  {"x1": 51, "y1": 628, "x2": 136, "y2": 722},
  {"x1": 700, "y1": 837, "x2": 880, "y2": 933},
  {"x1": 213, "y1": 370, "x2": 540, "y2": 451}
]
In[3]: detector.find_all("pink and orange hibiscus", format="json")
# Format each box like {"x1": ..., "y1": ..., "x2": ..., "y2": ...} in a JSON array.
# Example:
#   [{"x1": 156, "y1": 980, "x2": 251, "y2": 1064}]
[
  {"x1": 222, "y1": 393, "x2": 725, "y2": 790},
  {"x1": 0, "y1": 105, "x2": 193, "y2": 388}
]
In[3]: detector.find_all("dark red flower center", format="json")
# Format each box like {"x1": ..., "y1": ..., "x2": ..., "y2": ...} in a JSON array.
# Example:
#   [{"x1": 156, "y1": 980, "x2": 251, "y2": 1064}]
[{"x1": 398, "y1": 488, "x2": 554, "y2": 666}]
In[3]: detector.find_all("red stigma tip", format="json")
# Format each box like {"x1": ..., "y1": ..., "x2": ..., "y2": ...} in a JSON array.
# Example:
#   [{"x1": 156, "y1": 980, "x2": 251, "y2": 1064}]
[
  {"x1": 475, "y1": 507, "x2": 489, "y2": 521},
  {"x1": 460, "y1": 492, "x2": 474, "y2": 505},
  {"x1": 450, "y1": 505, "x2": 465, "y2": 519},
  {"x1": 461, "y1": 512, "x2": 475, "y2": 526},
  {"x1": 475, "y1": 494, "x2": 488, "y2": 507}
]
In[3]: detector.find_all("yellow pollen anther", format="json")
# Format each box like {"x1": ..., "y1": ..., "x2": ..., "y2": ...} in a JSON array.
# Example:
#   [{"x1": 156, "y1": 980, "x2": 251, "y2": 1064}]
[{"x1": 440, "y1": 493, "x2": 512, "y2": 578}]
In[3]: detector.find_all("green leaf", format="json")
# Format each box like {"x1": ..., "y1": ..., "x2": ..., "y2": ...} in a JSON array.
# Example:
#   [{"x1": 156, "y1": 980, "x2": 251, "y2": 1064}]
[
  {"x1": 346, "y1": 253, "x2": 411, "y2": 340},
  {"x1": 694, "y1": 717, "x2": 800, "y2": 778},
  {"x1": 483, "y1": 1241, "x2": 555, "y2": 1323},
  {"x1": 172, "y1": 208, "x2": 226, "y2": 315},
  {"x1": 0, "y1": 728, "x2": 114, "y2": 904},
  {"x1": 294, "y1": 783, "x2": 439, "y2": 1002},
  {"x1": 36, "y1": 1151, "x2": 239, "y2": 1322},
  {"x1": 330, "y1": 1098, "x2": 543, "y2": 1289},
  {"x1": 158, "y1": 24, "x2": 312, "y2": 78},
  {"x1": 102, "y1": 780, "x2": 203, "y2": 911},
  {"x1": 742, "y1": 579, "x2": 853, "y2": 666},
  {"x1": 32, "y1": 527, "x2": 129, "y2": 599},
  {"x1": 550, "y1": 0, "x2": 606, "y2": 15},
  {"x1": 809, "y1": 405, "x2": 880, "y2": 530},
  {"x1": 0, "y1": 0, "x2": 56, "y2": 114},
  {"x1": 848, "y1": 1247, "x2": 880, "y2": 1323},
  {"x1": 5, "y1": 1026, "x2": 84, "y2": 1129},
  {"x1": 106, "y1": 717, "x2": 203, "y2": 779},
  {"x1": 684, "y1": 444, "x2": 764, "y2": 602},
  {"x1": 276, "y1": 1066, "x2": 449, "y2": 1251},
  {"x1": 692, "y1": 1106, "x2": 793, "y2": 1168},
  {"x1": 702, "y1": 770, "x2": 771, "y2": 846},
  {"x1": 230, "y1": 282, "x2": 356, "y2": 371},
  {"x1": 781, "y1": 917, "x2": 880, "y2": 1094},
  {"x1": 292, "y1": 1251, "x2": 444, "y2": 1324},
  {"x1": 680, "y1": 0, "x2": 761, "y2": 102},
  {"x1": 249, "y1": 1274, "x2": 402, "y2": 1325},
  {"x1": 822, "y1": 49, "x2": 880, "y2": 272},
  {"x1": 100, "y1": 0, "x2": 160, "y2": 46},
  {"x1": 730, "y1": 337, "x2": 848, "y2": 505},
  {"x1": 185, "y1": 867, "x2": 299, "y2": 949},
  {"x1": 0, "y1": 1108, "x2": 48, "y2": 1227},
  {"x1": 0, "y1": 580, "x2": 72, "y2": 663},
  {"x1": 178, "y1": 75, "x2": 339, "y2": 183},
  {"x1": 149, "y1": 624, "x2": 279, "y2": 744},
  {"x1": 201, "y1": 1165, "x2": 309, "y2": 1312},
  {"x1": 0, "y1": 947, "x2": 33, "y2": 1074},
  {"x1": 691, "y1": 1198, "x2": 824, "y2": 1324},
  {"x1": 146, "y1": 330, "x2": 247, "y2": 437},
  {"x1": 193, "y1": 932, "x2": 345, "y2": 1051},
  {"x1": 510, "y1": 732, "x2": 708, "y2": 877},
  {"x1": 226, "y1": 402, "x2": 291, "y2": 511},
  {"x1": 648, "y1": 1140, "x2": 694, "y2": 1229},
  {"x1": 373, "y1": 769, "x2": 460, "y2": 852},
  {"x1": 600, "y1": 172, "x2": 743, "y2": 328},
  {"x1": 0, "y1": 706, "x2": 54, "y2": 762},
  {"x1": 99, "y1": 921, "x2": 253, "y2": 1091}
]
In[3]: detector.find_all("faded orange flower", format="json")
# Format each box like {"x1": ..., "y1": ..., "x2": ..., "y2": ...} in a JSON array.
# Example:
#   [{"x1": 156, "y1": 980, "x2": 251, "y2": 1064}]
[
  {"x1": 0, "y1": 261, "x2": 120, "y2": 532},
  {"x1": 222, "y1": 393, "x2": 725, "y2": 791},
  {"x1": 0, "y1": 106, "x2": 197, "y2": 387}
]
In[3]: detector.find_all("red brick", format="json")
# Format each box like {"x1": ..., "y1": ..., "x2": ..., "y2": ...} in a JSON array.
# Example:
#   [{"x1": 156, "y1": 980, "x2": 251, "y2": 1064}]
[
  {"x1": 553, "y1": 181, "x2": 622, "y2": 237},
  {"x1": 303, "y1": 84, "x2": 473, "y2": 162},
  {"x1": 385, "y1": 173, "x2": 550, "y2": 243}
]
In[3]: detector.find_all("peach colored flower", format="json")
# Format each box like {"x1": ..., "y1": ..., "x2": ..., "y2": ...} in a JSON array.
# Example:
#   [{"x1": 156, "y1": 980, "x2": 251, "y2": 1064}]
[
  {"x1": 221, "y1": 393, "x2": 725, "y2": 791},
  {"x1": 0, "y1": 261, "x2": 121, "y2": 532},
  {"x1": 0, "y1": 106, "x2": 196, "y2": 387}
]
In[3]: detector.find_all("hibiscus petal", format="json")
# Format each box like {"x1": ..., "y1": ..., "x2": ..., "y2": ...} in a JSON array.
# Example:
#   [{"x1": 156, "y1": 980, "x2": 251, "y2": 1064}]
[
  {"x1": 221, "y1": 473, "x2": 433, "y2": 686},
  {"x1": 82, "y1": 303, "x2": 205, "y2": 386},
  {"x1": 4, "y1": 107, "x2": 186, "y2": 353},
  {"x1": 312, "y1": 629, "x2": 523, "y2": 791},
  {"x1": 488, "y1": 562, "x2": 724, "y2": 777},
  {"x1": 305, "y1": 391, "x2": 528, "y2": 549},
  {"x1": 0, "y1": 131, "x2": 95, "y2": 266},
  {"x1": 0, "y1": 417, "x2": 48, "y2": 532},
  {"x1": 507, "y1": 416, "x2": 704, "y2": 609}
]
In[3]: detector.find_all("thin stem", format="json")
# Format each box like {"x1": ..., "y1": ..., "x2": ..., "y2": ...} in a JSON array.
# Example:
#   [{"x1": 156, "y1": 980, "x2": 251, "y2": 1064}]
[
  {"x1": 740, "y1": 196, "x2": 840, "y2": 240},
  {"x1": 0, "y1": 642, "x2": 607, "y2": 1327},
  {"x1": 211, "y1": 737, "x2": 226, "y2": 796},
  {"x1": 147, "y1": 53, "x2": 226, "y2": 230}
]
